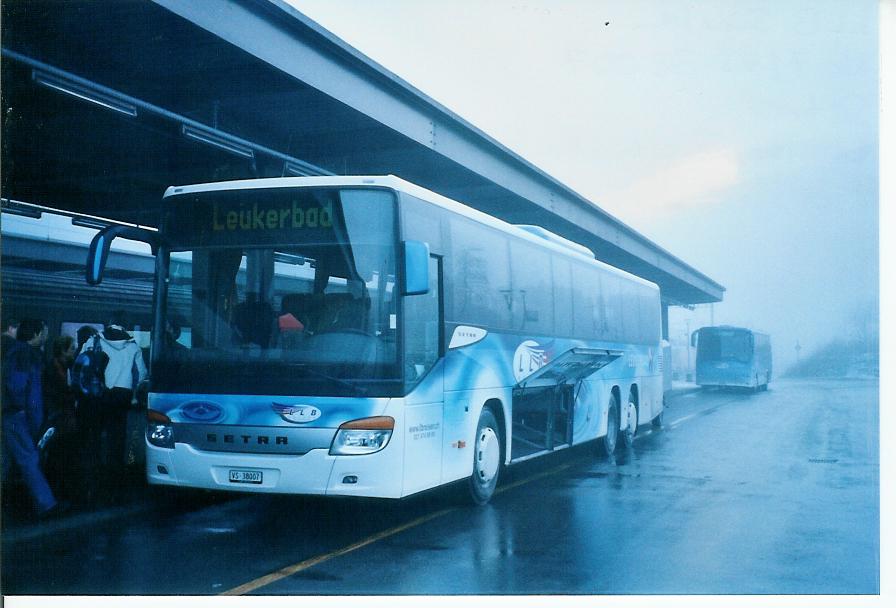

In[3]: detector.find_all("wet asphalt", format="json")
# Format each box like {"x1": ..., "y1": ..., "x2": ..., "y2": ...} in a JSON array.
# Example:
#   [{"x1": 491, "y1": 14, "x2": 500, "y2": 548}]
[{"x1": 0, "y1": 377, "x2": 879, "y2": 595}]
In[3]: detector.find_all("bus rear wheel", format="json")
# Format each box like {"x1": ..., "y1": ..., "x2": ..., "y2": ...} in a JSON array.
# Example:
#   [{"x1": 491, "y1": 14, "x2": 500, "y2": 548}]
[
  {"x1": 600, "y1": 394, "x2": 619, "y2": 458},
  {"x1": 468, "y1": 407, "x2": 502, "y2": 505}
]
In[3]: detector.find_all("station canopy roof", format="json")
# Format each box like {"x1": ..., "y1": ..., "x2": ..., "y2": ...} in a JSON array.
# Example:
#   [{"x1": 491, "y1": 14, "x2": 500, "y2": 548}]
[{"x1": 1, "y1": 0, "x2": 724, "y2": 305}]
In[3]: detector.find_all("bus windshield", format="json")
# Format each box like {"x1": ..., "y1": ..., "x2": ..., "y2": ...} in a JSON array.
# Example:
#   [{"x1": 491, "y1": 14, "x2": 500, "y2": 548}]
[{"x1": 153, "y1": 187, "x2": 400, "y2": 396}]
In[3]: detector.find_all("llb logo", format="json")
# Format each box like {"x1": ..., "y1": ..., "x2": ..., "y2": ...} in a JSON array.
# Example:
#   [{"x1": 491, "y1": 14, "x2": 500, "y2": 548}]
[
  {"x1": 271, "y1": 403, "x2": 322, "y2": 424},
  {"x1": 513, "y1": 340, "x2": 548, "y2": 383}
]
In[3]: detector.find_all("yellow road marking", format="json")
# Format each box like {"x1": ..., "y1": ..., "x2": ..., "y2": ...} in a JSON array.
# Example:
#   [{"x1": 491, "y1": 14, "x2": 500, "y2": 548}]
[
  {"x1": 222, "y1": 399, "x2": 705, "y2": 594},
  {"x1": 221, "y1": 506, "x2": 454, "y2": 595},
  {"x1": 222, "y1": 417, "x2": 688, "y2": 596},
  {"x1": 221, "y1": 459, "x2": 583, "y2": 595}
]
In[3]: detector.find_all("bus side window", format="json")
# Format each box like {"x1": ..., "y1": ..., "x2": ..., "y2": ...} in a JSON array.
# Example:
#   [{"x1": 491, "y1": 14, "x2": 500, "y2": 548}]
[
  {"x1": 604, "y1": 273, "x2": 623, "y2": 343},
  {"x1": 552, "y1": 257, "x2": 573, "y2": 337},
  {"x1": 620, "y1": 279, "x2": 639, "y2": 343},
  {"x1": 572, "y1": 261, "x2": 597, "y2": 340},
  {"x1": 510, "y1": 240, "x2": 552, "y2": 334},
  {"x1": 639, "y1": 288, "x2": 660, "y2": 344},
  {"x1": 448, "y1": 217, "x2": 510, "y2": 330}
]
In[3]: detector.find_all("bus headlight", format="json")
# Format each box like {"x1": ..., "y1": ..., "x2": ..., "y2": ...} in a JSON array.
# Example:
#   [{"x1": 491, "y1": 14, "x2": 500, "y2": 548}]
[
  {"x1": 330, "y1": 416, "x2": 394, "y2": 455},
  {"x1": 147, "y1": 409, "x2": 175, "y2": 449}
]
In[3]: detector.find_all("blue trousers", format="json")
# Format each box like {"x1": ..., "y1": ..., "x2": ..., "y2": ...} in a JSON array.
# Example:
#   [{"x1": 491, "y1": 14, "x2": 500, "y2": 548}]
[{"x1": 2, "y1": 411, "x2": 57, "y2": 514}]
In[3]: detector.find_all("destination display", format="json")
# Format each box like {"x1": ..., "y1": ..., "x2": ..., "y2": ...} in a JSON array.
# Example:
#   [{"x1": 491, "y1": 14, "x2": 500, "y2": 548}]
[
  {"x1": 211, "y1": 199, "x2": 333, "y2": 232},
  {"x1": 163, "y1": 187, "x2": 344, "y2": 247}
]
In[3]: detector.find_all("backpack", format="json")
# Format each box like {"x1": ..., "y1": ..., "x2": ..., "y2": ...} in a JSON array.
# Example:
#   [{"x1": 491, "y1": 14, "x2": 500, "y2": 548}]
[{"x1": 72, "y1": 335, "x2": 109, "y2": 398}]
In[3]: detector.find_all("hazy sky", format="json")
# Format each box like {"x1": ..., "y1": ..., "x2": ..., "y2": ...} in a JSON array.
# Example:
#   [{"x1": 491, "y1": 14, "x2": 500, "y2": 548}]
[{"x1": 289, "y1": 0, "x2": 879, "y2": 369}]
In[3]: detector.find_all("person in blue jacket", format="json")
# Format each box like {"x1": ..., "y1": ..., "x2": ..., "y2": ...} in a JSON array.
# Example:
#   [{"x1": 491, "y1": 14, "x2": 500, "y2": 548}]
[{"x1": 2, "y1": 317, "x2": 65, "y2": 518}]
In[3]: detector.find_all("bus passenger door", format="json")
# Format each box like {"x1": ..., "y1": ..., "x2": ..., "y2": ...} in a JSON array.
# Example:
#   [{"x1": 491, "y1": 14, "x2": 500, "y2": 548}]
[{"x1": 402, "y1": 256, "x2": 444, "y2": 495}]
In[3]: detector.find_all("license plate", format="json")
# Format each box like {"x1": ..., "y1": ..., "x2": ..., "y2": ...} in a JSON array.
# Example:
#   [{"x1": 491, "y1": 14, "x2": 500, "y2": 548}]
[{"x1": 229, "y1": 469, "x2": 263, "y2": 484}]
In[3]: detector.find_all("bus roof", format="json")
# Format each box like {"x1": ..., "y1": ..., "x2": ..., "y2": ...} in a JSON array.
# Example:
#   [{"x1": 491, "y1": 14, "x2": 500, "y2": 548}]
[{"x1": 701, "y1": 325, "x2": 769, "y2": 338}]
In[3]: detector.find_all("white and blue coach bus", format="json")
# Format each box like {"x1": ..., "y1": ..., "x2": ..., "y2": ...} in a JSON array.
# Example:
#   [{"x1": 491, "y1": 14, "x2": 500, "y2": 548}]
[{"x1": 87, "y1": 176, "x2": 664, "y2": 504}]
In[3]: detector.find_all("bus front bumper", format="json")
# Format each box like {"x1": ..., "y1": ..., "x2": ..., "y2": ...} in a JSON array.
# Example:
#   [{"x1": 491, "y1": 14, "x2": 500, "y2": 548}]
[{"x1": 145, "y1": 440, "x2": 403, "y2": 498}]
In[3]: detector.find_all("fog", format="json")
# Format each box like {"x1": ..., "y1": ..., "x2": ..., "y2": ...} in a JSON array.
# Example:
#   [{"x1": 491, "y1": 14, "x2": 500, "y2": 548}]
[{"x1": 289, "y1": 0, "x2": 879, "y2": 372}]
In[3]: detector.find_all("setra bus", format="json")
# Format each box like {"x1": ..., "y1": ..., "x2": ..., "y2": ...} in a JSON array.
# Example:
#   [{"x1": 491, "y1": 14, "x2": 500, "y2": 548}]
[
  {"x1": 86, "y1": 176, "x2": 664, "y2": 504},
  {"x1": 691, "y1": 325, "x2": 772, "y2": 391}
]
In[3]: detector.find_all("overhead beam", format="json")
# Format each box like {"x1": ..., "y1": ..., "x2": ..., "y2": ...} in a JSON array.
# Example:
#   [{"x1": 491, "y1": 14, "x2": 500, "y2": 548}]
[
  {"x1": 152, "y1": 0, "x2": 723, "y2": 303},
  {"x1": 3, "y1": 50, "x2": 332, "y2": 180}
]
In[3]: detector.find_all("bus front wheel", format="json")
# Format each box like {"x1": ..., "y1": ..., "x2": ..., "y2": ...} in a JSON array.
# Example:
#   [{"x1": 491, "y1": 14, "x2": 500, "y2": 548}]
[{"x1": 468, "y1": 407, "x2": 502, "y2": 505}]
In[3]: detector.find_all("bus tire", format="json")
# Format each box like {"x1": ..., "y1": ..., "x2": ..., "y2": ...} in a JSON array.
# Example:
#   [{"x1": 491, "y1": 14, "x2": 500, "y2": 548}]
[
  {"x1": 620, "y1": 391, "x2": 638, "y2": 450},
  {"x1": 468, "y1": 407, "x2": 502, "y2": 505},
  {"x1": 600, "y1": 394, "x2": 619, "y2": 458}
]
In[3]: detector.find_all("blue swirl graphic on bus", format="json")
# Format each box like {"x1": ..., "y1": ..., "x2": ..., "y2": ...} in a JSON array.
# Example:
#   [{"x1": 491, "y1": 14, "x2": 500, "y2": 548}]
[{"x1": 179, "y1": 401, "x2": 226, "y2": 422}]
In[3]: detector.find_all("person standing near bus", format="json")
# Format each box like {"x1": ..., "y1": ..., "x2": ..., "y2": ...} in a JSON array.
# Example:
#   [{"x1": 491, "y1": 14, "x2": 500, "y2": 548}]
[
  {"x1": 81, "y1": 313, "x2": 148, "y2": 480},
  {"x1": 75, "y1": 324, "x2": 99, "y2": 354},
  {"x1": 43, "y1": 335, "x2": 79, "y2": 501},
  {"x1": 1, "y1": 315, "x2": 19, "y2": 358},
  {"x1": 2, "y1": 318, "x2": 66, "y2": 518}
]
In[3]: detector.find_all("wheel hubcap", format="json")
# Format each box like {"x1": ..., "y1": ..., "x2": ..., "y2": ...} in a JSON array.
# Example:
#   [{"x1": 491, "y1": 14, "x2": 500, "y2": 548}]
[
  {"x1": 475, "y1": 427, "x2": 500, "y2": 484},
  {"x1": 626, "y1": 402, "x2": 637, "y2": 437},
  {"x1": 606, "y1": 408, "x2": 617, "y2": 450}
]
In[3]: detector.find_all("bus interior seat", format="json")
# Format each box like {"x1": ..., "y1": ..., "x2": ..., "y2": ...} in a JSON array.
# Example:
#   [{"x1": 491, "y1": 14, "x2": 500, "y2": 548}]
[
  {"x1": 316, "y1": 293, "x2": 353, "y2": 331},
  {"x1": 280, "y1": 293, "x2": 314, "y2": 330},
  {"x1": 329, "y1": 296, "x2": 370, "y2": 332},
  {"x1": 233, "y1": 298, "x2": 275, "y2": 347}
]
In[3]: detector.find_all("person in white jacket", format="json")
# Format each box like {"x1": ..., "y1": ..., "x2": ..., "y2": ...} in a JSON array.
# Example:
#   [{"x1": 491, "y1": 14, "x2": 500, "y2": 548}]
[
  {"x1": 79, "y1": 313, "x2": 148, "y2": 480},
  {"x1": 98, "y1": 323, "x2": 148, "y2": 394}
]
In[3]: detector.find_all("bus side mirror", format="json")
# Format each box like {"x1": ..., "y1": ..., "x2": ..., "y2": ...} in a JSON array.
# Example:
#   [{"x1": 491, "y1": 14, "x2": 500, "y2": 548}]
[
  {"x1": 402, "y1": 240, "x2": 430, "y2": 296},
  {"x1": 690, "y1": 330, "x2": 698, "y2": 348},
  {"x1": 86, "y1": 225, "x2": 160, "y2": 285}
]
